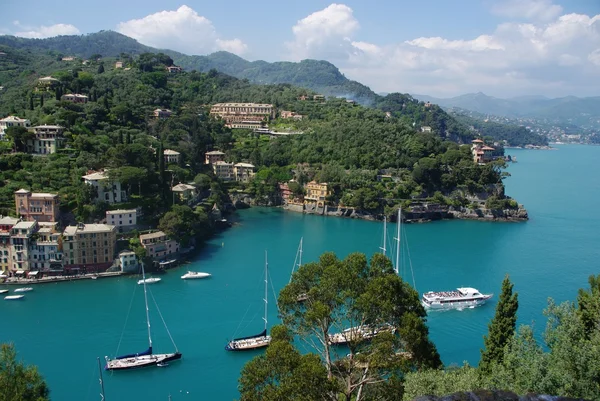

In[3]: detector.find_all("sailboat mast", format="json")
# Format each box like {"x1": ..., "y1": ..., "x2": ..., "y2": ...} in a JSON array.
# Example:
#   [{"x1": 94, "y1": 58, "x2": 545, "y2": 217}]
[
  {"x1": 141, "y1": 263, "x2": 153, "y2": 349},
  {"x1": 263, "y1": 251, "x2": 268, "y2": 331},
  {"x1": 395, "y1": 207, "x2": 401, "y2": 275},
  {"x1": 299, "y1": 237, "x2": 303, "y2": 268},
  {"x1": 380, "y1": 216, "x2": 387, "y2": 256},
  {"x1": 97, "y1": 357, "x2": 106, "y2": 401}
]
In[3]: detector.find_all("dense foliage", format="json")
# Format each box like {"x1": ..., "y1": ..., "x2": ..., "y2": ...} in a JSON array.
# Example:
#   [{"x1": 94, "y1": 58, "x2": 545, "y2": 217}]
[
  {"x1": 0, "y1": 343, "x2": 49, "y2": 401},
  {"x1": 240, "y1": 252, "x2": 441, "y2": 401},
  {"x1": 402, "y1": 274, "x2": 600, "y2": 401}
]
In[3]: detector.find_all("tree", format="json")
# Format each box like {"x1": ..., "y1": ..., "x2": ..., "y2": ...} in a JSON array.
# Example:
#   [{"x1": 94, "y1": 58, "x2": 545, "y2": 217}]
[
  {"x1": 275, "y1": 252, "x2": 441, "y2": 401},
  {"x1": 97, "y1": 63, "x2": 105, "y2": 74},
  {"x1": 29, "y1": 96, "x2": 34, "y2": 110},
  {"x1": 577, "y1": 274, "x2": 600, "y2": 337},
  {"x1": 39, "y1": 94, "x2": 44, "y2": 107},
  {"x1": 0, "y1": 343, "x2": 50, "y2": 401},
  {"x1": 239, "y1": 325, "x2": 335, "y2": 401},
  {"x1": 158, "y1": 204, "x2": 210, "y2": 246},
  {"x1": 5, "y1": 126, "x2": 34, "y2": 152},
  {"x1": 479, "y1": 274, "x2": 518, "y2": 373}
]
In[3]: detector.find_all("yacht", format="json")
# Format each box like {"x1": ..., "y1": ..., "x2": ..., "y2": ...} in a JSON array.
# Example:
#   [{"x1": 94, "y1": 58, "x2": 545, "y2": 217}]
[
  {"x1": 181, "y1": 271, "x2": 211, "y2": 280},
  {"x1": 14, "y1": 287, "x2": 33, "y2": 292},
  {"x1": 5, "y1": 295, "x2": 25, "y2": 300},
  {"x1": 137, "y1": 277, "x2": 161, "y2": 285},
  {"x1": 328, "y1": 324, "x2": 395, "y2": 345},
  {"x1": 0, "y1": 289, "x2": 8, "y2": 294},
  {"x1": 421, "y1": 287, "x2": 492, "y2": 310}
]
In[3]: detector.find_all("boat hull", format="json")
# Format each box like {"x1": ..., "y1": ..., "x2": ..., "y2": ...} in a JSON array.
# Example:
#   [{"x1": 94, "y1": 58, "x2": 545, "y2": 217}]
[
  {"x1": 4, "y1": 295, "x2": 25, "y2": 300},
  {"x1": 181, "y1": 272, "x2": 211, "y2": 280},
  {"x1": 225, "y1": 336, "x2": 271, "y2": 351},
  {"x1": 422, "y1": 295, "x2": 492, "y2": 310},
  {"x1": 105, "y1": 352, "x2": 182, "y2": 371}
]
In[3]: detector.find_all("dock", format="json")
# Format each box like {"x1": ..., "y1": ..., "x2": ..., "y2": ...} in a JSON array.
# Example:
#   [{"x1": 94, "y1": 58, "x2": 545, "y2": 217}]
[{"x1": 1, "y1": 271, "x2": 124, "y2": 285}]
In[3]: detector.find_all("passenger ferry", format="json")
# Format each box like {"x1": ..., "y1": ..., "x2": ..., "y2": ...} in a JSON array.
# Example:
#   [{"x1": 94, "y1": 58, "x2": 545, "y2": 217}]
[{"x1": 421, "y1": 287, "x2": 492, "y2": 310}]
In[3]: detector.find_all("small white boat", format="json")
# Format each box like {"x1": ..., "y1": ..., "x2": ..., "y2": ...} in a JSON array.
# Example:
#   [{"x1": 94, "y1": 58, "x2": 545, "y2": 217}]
[
  {"x1": 137, "y1": 277, "x2": 161, "y2": 285},
  {"x1": 14, "y1": 287, "x2": 33, "y2": 293},
  {"x1": 328, "y1": 324, "x2": 395, "y2": 345},
  {"x1": 5, "y1": 295, "x2": 25, "y2": 300},
  {"x1": 180, "y1": 271, "x2": 211, "y2": 280},
  {"x1": 0, "y1": 289, "x2": 8, "y2": 294}
]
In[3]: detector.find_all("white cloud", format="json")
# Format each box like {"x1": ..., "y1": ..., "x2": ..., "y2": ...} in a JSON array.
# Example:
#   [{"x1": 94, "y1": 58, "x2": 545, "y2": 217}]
[
  {"x1": 491, "y1": 0, "x2": 563, "y2": 22},
  {"x1": 13, "y1": 22, "x2": 80, "y2": 39},
  {"x1": 285, "y1": 3, "x2": 600, "y2": 97},
  {"x1": 116, "y1": 5, "x2": 248, "y2": 56},
  {"x1": 286, "y1": 3, "x2": 359, "y2": 60}
]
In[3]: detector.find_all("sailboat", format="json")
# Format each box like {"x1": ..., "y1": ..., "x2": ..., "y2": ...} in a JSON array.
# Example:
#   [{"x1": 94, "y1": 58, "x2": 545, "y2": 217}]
[
  {"x1": 225, "y1": 251, "x2": 272, "y2": 351},
  {"x1": 105, "y1": 263, "x2": 182, "y2": 370},
  {"x1": 289, "y1": 238, "x2": 308, "y2": 302}
]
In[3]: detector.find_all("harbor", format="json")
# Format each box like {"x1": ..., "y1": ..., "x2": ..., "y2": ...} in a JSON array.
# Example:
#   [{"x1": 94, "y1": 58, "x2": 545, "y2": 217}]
[
  {"x1": 0, "y1": 271, "x2": 124, "y2": 285},
  {"x1": 2, "y1": 146, "x2": 600, "y2": 400}
]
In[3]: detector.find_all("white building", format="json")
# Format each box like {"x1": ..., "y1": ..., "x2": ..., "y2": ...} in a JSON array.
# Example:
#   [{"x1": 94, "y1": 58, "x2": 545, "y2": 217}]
[
  {"x1": 118, "y1": 250, "x2": 139, "y2": 273},
  {"x1": 164, "y1": 149, "x2": 181, "y2": 165},
  {"x1": 0, "y1": 116, "x2": 31, "y2": 140},
  {"x1": 212, "y1": 161, "x2": 234, "y2": 181},
  {"x1": 82, "y1": 170, "x2": 127, "y2": 204},
  {"x1": 234, "y1": 163, "x2": 255, "y2": 182},
  {"x1": 10, "y1": 220, "x2": 37, "y2": 273},
  {"x1": 106, "y1": 209, "x2": 137, "y2": 230},
  {"x1": 28, "y1": 125, "x2": 65, "y2": 154}
]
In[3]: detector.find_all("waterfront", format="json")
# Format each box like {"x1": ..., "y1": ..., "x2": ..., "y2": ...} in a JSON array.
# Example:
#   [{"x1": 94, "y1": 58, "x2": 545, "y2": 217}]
[{"x1": 2, "y1": 144, "x2": 600, "y2": 400}]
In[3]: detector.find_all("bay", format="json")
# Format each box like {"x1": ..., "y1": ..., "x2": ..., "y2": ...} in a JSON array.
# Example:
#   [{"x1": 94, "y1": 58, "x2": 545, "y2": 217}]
[{"x1": 2, "y1": 144, "x2": 599, "y2": 400}]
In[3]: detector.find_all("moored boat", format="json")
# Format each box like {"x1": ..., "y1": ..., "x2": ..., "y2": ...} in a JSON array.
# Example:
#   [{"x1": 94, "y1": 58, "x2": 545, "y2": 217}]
[
  {"x1": 137, "y1": 277, "x2": 161, "y2": 285},
  {"x1": 225, "y1": 251, "x2": 271, "y2": 351},
  {"x1": 181, "y1": 271, "x2": 211, "y2": 280},
  {"x1": 328, "y1": 323, "x2": 395, "y2": 345},
  {"x1": 0, "y1": 289, "x2": 8, "y2": 294},
  {"x1": 421, "y1": 287, "x2": 492, "y2": 310},
  {"x1": 14, "y1": 287, "x2": 33, "y2": 292},
  {"x1": 5, "y1": 295, "x2": 25, "y2": 300}
]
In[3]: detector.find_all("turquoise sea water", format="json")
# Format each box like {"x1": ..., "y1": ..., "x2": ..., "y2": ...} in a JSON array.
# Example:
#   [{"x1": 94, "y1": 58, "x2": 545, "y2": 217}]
[{"x1": 2, "y1": 145, "x2": 600, "y2": 401}]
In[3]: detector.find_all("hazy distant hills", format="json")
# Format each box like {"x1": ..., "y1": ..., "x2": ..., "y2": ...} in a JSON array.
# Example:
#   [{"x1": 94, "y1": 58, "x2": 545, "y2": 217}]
[{"x1": 413, "y1": 92, "x2": 600, "y2": 125}]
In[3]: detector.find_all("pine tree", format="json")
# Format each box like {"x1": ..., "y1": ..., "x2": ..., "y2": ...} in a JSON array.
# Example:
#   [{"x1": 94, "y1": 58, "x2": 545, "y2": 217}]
[{"x1": 479, "y1": 274, "x2": 519, "y2": 373}]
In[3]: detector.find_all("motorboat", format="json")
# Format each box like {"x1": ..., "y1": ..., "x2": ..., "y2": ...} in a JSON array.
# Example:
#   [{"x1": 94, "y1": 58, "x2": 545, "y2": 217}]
[
  {"x1": 14, "y1": 287, "x2": 33, "y2": 292},
  {"x1": 0, "y1": 289, "x2": 8, "y2": 294},
  {"x1": 137, "y1": 277, "x2": 161, "y2": 285},
  {"x1": 5, "y1": 295, "x2": 25, "y2": 300},
  {"x1": 180, "y1": 271, "x2": 211, "y2": 280},
  {"x1": 421, "y1": 287, "x2": 493, "y2": 310}
]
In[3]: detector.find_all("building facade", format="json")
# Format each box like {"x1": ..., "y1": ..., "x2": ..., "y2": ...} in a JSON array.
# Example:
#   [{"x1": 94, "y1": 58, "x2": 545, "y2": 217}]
[
  {"x1": 36, "y1": 76, "x2": 59, "y2": 91},
  {"x1": 0, "y1": 216, "x2": 19, "y2": 274},
  {"x1": 212, "y1": 161, "x2": 234, "y2": 181},
  {"x1": 10, "y1": 220, "x2": 38, "y2": 274},
  {"x1": 106, "y1": 209, "x2": 137, "y2": 230},
  {"x1": 14, "y1": 189, "x2": 60, "y2": 222},
  {"x1": 471, "y1": 139, "x2": 496, "y2": 164},
  {"x1": 153, "y1": 108, "x2": 172, "y2": 118},
  {"x1": 234, "y1": 163, "x2": 255, "y2": 182},
  {"x1": 62, "y1": 223, "x2": 117, "y2": 273},
  {"x1": 205, "y1": 150, "x2": 225, "y2": 165},
  {"x1": 139, "y1": 231, "x2": 179, "y2": 260},
  {"x1": 164, "y1": 149, "x2": 181, "y2": 164},
  {"x1": 82, "y1": 170, "x2": 127, "y2": 204},
  {"x1": 280, "y1": 110, "x2": 304, "y2": 120},
  {"x1": 118, "y1": 250, "x2": 139, "y2": 273},
  {"x1": 171, "y1": 184, "x2": 197, "y2": 203},
  {"x1": 27, "y1": 125, "x2": 64, "y2": 154},
  {"x1": 61, "y1": 93, "x2": 88, "y2": 104},
  {"x1": 209, "y1": 103, "x2": 274, "y2": 129},
  {"x1": 0, "y1": 116, "x2": 31, "y2": 140},
  {"x1": 30, "y1": 222, "x2": 63, "y2": 272},
  {"x1": 305, "y1": 181, "x2": 329, "y2": 207}
]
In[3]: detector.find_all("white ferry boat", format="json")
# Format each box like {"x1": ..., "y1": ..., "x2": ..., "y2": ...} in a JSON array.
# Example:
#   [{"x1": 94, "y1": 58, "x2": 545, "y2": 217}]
[{"x1": 421, "y1": 287, "x2": 492, "y2": 310}]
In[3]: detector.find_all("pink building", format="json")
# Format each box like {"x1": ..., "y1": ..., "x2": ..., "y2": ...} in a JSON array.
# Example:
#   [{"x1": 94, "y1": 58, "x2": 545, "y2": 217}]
[
  {"x1": 139, "y1": 231, "x2": 179, "y2": 260},
  {"x1": 14, "y1": 189, "x2": 60, "y2": 222}
]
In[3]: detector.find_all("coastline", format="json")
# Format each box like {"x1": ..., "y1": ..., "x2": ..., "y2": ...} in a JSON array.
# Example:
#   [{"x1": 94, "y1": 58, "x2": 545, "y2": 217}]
[
  {"x1": 1, "y1": 271, "x2": 124, "y2": 285},
  {"x1": 280, "y1": 203, "x2": 528, "y2": 224}
]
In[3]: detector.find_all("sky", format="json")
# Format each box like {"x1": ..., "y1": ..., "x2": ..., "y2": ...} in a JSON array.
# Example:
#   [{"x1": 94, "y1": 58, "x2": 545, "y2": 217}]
[{"x1": 2, "y1": 0, "x2": 600, "y2": 98}]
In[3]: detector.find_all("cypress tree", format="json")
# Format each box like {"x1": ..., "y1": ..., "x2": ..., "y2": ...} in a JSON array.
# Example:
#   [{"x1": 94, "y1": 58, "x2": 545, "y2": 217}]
[
  {"x1": 29, "y1": 96, "x2": 34, "y2": 110},
  {"x1": 103, "y1": 95, "x2": 109, "y2": 110},
  {"x1": 118, "y1": 131, "x2": 124, "y2": 144},
  {"x1": 126, "y1": 131, "x2": 131, "y2": 145},
  {"x1": 479, "y1": 274, "x2": 519, "y2": 373},
  {"x1": 97, "y1": 63, "x2": 105, "y2": 74},
  {"x1": 40, "y1": 94, "x2": 44, "y2": 107}
]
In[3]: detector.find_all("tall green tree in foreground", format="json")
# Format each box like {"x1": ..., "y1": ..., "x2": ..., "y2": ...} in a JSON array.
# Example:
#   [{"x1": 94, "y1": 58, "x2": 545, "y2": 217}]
[
  {"x1": 577, "y1": 274, "x2": 600, "y2": 336},
  {"x1": 479, "y1": 274, "x2": 518, "y2": 373},
  {"x1": 0, "y1": 343, "x2": 50, "y2": 401},
  {"x1": 239, "y1": 252, "x2": 441, "y2": 401}
]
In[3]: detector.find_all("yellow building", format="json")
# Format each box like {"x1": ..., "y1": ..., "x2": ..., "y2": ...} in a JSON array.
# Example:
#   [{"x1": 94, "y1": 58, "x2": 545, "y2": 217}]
[
  {"x1": 305, "y1": 181, "x2": 329, "y2": 207},
  {"x1": 62, "y1": 223, "x2": 117, "y2": 273}
]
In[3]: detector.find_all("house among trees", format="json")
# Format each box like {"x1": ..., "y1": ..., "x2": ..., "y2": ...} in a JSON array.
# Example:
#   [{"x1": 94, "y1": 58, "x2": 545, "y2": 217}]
[
  {"x1": 212, "y1": 161, "x2": 234, "y2": 181},
  {"x1": 204, "y1": 150, "x2": 225, "y2": 165},
  {"x1": 0, "y1": 116, "x2": 30, "y2": 140},
  {"x1": 36, "y1": 76, "x2": 59, "y2": 91},
  {"x1": 171, "y1": 183, "x2": 197, "y2": 204},
  {"x1": 166, "y1": 65, "x2": 183, "y2": 73},
  {"x1": 28, "y1": 125, "x2": 64, "y2": 154},
  {"x1": 139, "y1": 231, "x2": 179, "y2": 260},
  {"x1": 106, "y1": 209, "x2": 138, "y2": 231},
  {"x1": 153, "y1": 108, "x2": 172, "y2": 119},
  {"x1": 305, "y1": 181, "x2": 330, "y2": 208},
  {"x1": 14, "y1": 189, "x2": 60, "y2": 223},
  {"x1": 164, "y1": 149, "x2": 181, "y2": 164},
  {"x1": 471, "y1": 139, "x2": 496, "y2": 164},
  {"x1": 209, "y1": 103, "x2": 274, "y2": 129},
  {"x1": 280, "y1": 110, "x2": 304, "y2": 120},
  {"x1": 82, "y1": 170, "x2": 127, "y2": 204},
  {"x1": 234, "y1": 163, "x2": 255, "y2": 182},
  {"x1": 61, "y1": 56, "x2": 75, "y2": 61},
  {"x1": 421, "y1": 126, "x2": 433, "y2": 133},
  {"x1": 115, "y1": 61, "x2": 123, "y2": 69},
  {"x1": 61, "y1": 93, "x2": 88, "y2": 104}
]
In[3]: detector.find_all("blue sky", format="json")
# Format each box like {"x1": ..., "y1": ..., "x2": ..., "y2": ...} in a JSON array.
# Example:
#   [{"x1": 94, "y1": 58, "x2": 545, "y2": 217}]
[{"x1": 2, "y1": 0, "x2": 600, "y2": 97}]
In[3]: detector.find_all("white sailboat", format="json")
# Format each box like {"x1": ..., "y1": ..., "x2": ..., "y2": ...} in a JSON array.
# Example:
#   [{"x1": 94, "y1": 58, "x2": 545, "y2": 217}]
[
  {"x1": 105, "y1": 263, "x2": 181, "y2": 370},
  {"x1": 225, "y1": 251, "x2": 271, "y2": 351},
  {"x1": 289, "y1": 238, "x2": 309, "y2": 302}
]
